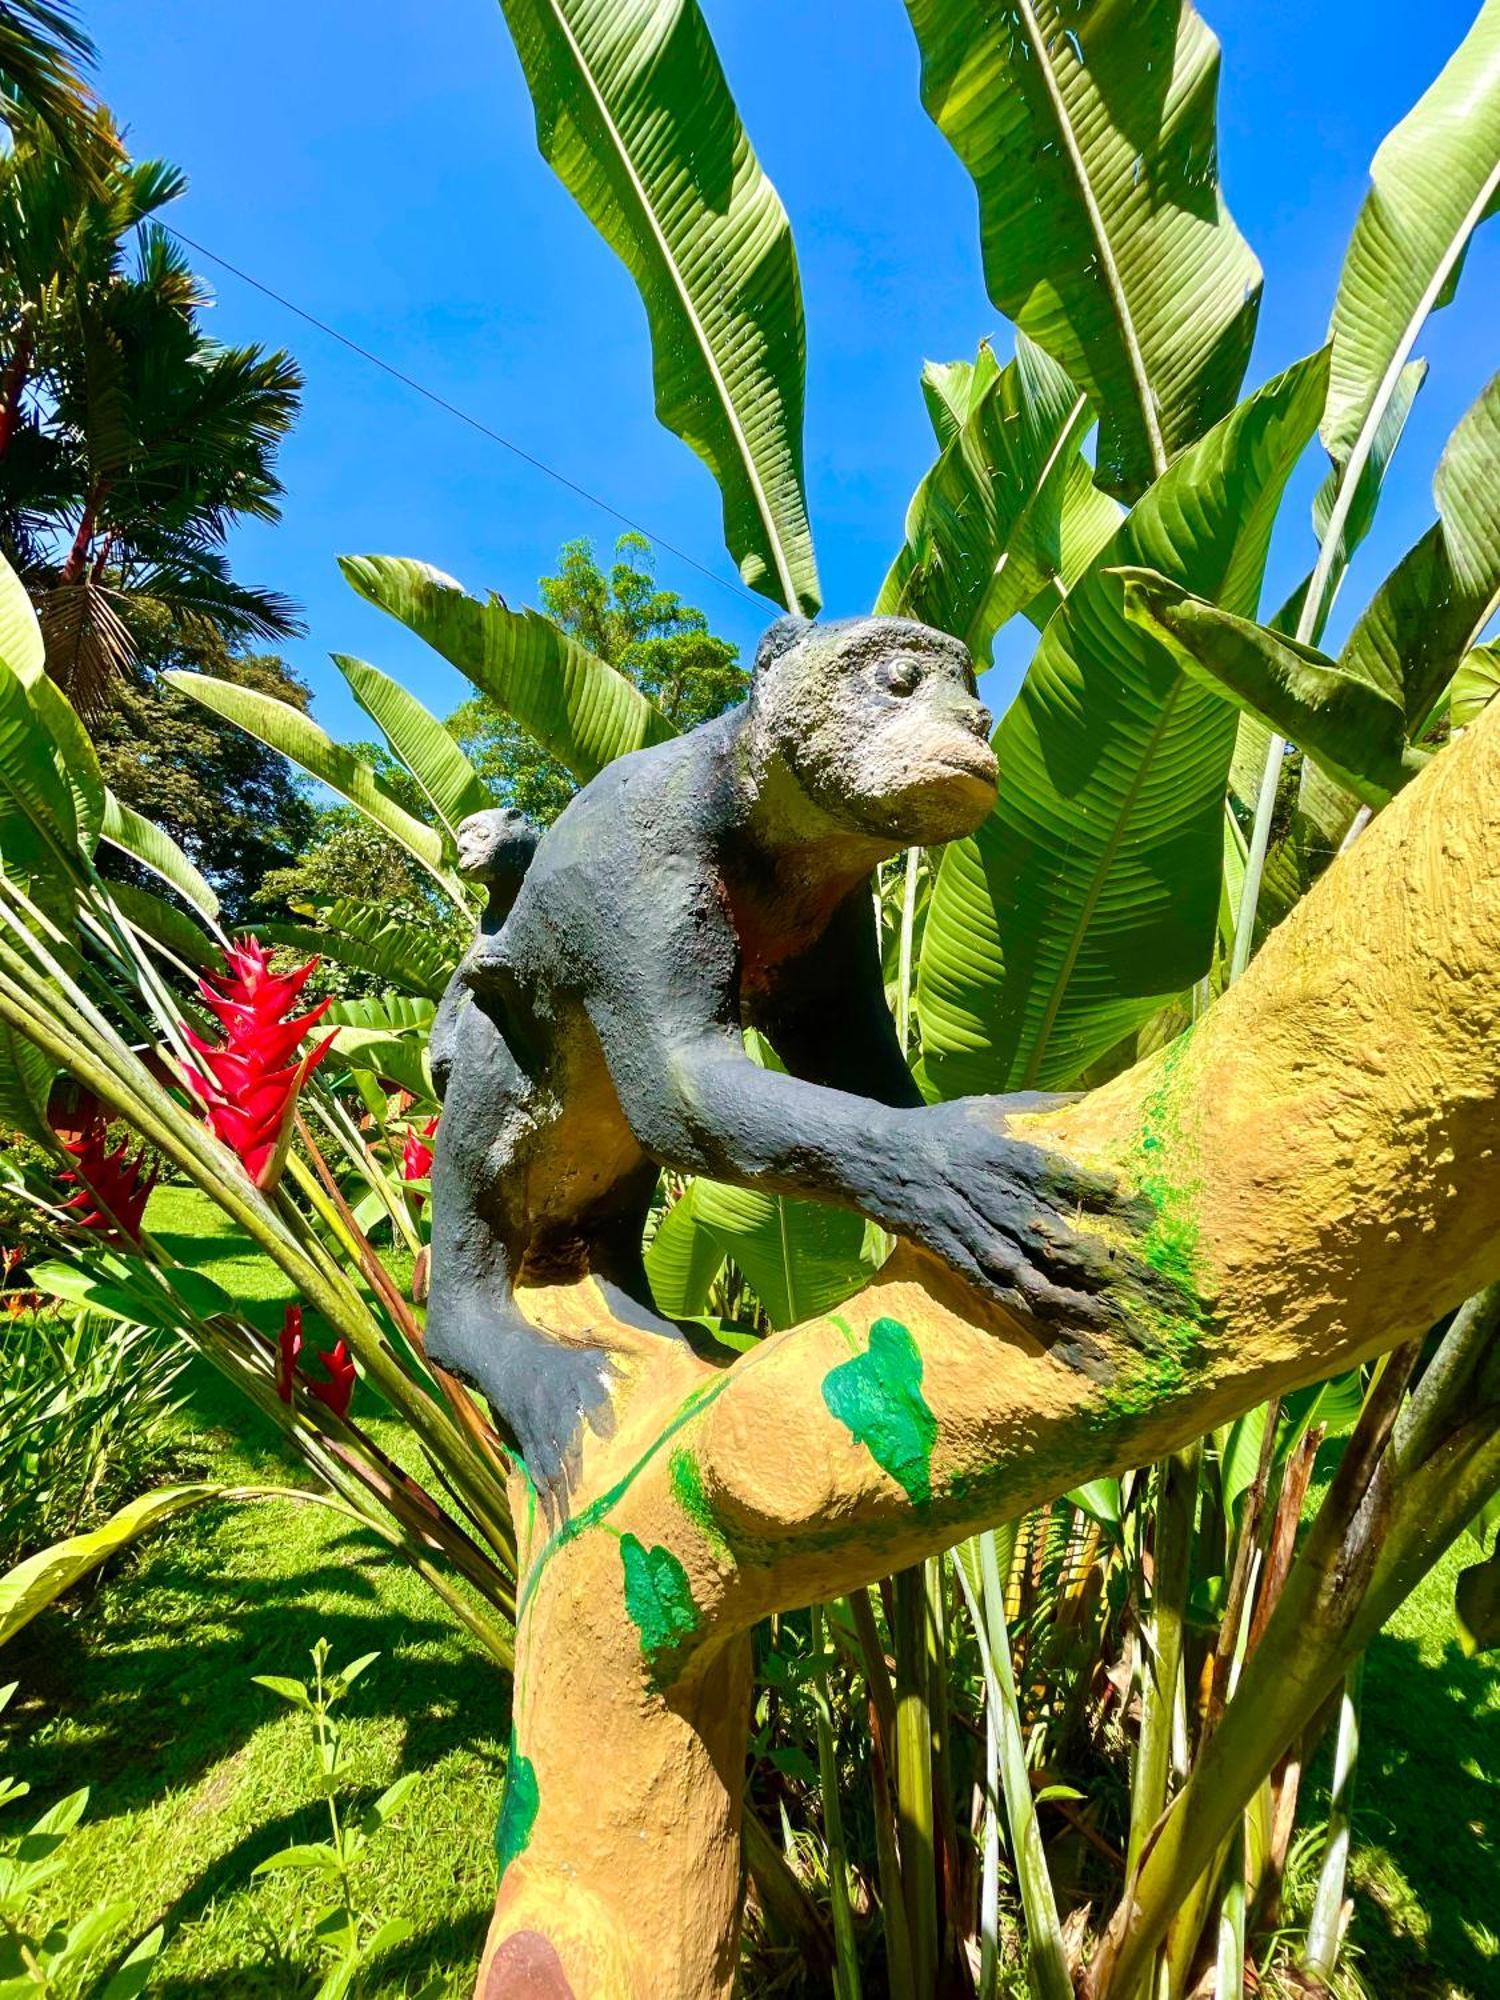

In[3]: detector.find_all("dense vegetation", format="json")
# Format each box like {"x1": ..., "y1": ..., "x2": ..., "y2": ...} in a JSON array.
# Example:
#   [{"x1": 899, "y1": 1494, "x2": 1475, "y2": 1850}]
[{"x1": 0, "y1": 1, "x2": 1498, "y2": 1997}]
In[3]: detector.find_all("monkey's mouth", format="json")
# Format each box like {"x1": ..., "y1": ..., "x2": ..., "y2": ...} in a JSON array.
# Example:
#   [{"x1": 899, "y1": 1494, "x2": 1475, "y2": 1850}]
[{"x1": 931, "y1": 739, "x2": 999, "y2": 788}]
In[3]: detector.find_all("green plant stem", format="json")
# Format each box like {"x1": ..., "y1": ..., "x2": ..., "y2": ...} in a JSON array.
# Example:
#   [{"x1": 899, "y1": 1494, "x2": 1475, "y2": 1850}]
[
  {"x1": 1127, "y1": 1445, "x2": 1200, "y2": 1886},
  {"x1": 1213, "y1": 1817, "x2": 1246, "y2": 1999},
  {"x1": 1302, "y1": 1656, "x2": 1363, "y2": 1979},
  {"x1": 1091, "y1": 1355, "x2": 1496, "y2": 2000},
  {"x1": 893, "y1": 1563, "x2": 938, "y2": 1996},
  {"x1": 1231, "y1": 733, "x2": 1286, "y2": 982},
  {"x1": 1230, "y1": 425, "x2": 1366, "y2": 979},
  {"x1": 810, "y1": 1602, "x2": 861, "y2": 2000},
  {"x1": 978, "y1": 1689, "x2": 1000, "y2": 2000},
  {"x1": 1396, "y1": 1284, "x2": 1500, "y2": 1468},
  {"x1": 896, "y1": 845, "x2": 920, "y2": 1053},
  {"x1": 848, "y1": 1586, "x2": 913, "y2": 2000},
  {"x1": 959, "y1": 1531, "x2": 1073, "y2": 2000},
  {"x1": 848, "y1": 1585, "x2": 898, "y2": 1755}
]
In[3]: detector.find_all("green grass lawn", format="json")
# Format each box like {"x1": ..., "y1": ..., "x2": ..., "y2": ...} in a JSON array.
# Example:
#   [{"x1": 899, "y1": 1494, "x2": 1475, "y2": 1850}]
[
  {"x1": 3, "y1": 1188, "x2": 1497, "y2": 1996},
  {"x1": 4, "y1": 1187, "x2": 509, "y2": 1997},
  {"x1": 1328, "y1": 1563, "x2": 1500, "y2": 1996}
]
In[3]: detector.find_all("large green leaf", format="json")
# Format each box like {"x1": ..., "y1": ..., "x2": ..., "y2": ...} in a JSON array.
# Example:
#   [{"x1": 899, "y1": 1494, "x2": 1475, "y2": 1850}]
[
  {"x1": 0, "y1": 551, "x2": 98, "y2": 894},
  {"x1": 904, "y1": 0, "x2": 1261, "y2": 499},
  {"x1": 877, "y1": 335, "x2": 1097, "y2": 657},
  {"x1": 165, "y1": 669, "x2": 467, "y2": 906},
  {"x1": 324, "y1": 992, "x2": 438, "y2": 1036},
  {"x1": 917, "y1": 354, "x2": 1326, "y2": 1096},
  {"x1": 1118, "y1": 570, "x2": 1419, "y2": 808},
  {"x1": 0, "y1": 650, "x2": 82, "y2": 885},
  {"x1": 0, "y1": 545, "x2": 44, "y2": 687},
  {"x1": 1339, "y1": 372, "x2": 1500, "y2": 731},
  {"x1": 262, "y1": 898, "x2": 459, "y2": 1002},
  {"x1": 644, "y1": 1182, "x2": 724, "y2": 1319},
  {"x1": 109, "y1": 880, "x2": 221, "y2": 974},
  {"x1": 1321, "y1": 0, "x2": 1500, "y2": 475},
  {"x1": 498, "y1": 0, "x2": 818, "y2": 612},
  {"x1": 0, "y1": 1484, "x2": 346, "y2": 1648},
  {"x1": 340, "y1": 555, "x2": 678, "y2": 783},
  {"x1": 31, "y1": 675, "x2": 103, "y2": 856},
  {"x1": 690, "y1": 1180, "x2": 884, "y2": 1331},
  {"x1": 99, "y1": 791, "x2": 220, "y2": 923},
  {"x1": 1452, "y1": 640, "x2": 1500, "y2": 728},
  {"x1": 332, "y1": 653, "x2": 493, "y2": 839},
  {"x1": 920, "y1": 345, "x2": 1001, "y2": 448}
]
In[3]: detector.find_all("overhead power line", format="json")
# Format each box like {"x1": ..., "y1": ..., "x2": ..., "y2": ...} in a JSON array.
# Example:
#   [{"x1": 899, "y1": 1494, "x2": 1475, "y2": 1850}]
[{"x1": 164, "y1": 224, "x2": 761, "y2": 611}]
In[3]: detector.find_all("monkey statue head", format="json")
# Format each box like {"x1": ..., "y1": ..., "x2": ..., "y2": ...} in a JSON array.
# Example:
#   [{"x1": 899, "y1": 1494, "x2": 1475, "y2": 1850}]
[
  {"x1": 743, "y1": 615, "x2": 997, "y2": 847},
  {"x1": 456, "y1": 806, "x2": 542, "y2": 928}
]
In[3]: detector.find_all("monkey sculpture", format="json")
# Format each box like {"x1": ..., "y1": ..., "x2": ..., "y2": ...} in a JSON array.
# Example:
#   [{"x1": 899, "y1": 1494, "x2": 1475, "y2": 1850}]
[{"x1": 429, "y1": 615, "x2": 1133, "y2": 1504}]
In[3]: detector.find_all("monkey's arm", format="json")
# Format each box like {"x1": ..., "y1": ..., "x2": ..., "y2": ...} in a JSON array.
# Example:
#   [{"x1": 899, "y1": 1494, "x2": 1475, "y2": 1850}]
[
  {"x1": 586, "y1": 874, "x2": 1142, "y2": 1335},
  {"x1": 755, "y1": 885, "x2": 923, "y2": 1110}
]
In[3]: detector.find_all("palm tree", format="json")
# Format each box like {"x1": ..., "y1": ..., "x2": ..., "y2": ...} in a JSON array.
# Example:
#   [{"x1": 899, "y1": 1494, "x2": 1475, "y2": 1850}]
[
  {"x1": 0, "y1": 1, "x2": 94, "y2": 154},
  {"x1": 0, "y1": 112, "x2": 304, "y2": 710}
]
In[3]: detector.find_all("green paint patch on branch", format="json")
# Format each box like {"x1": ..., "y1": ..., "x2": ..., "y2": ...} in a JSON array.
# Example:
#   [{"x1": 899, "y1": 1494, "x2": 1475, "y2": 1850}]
[
  {"x1": 669, "y1": 1445, "x2": 733, "y2": 1566},
  {"x1": 1098, "y1": 1035, "x2": 1214, "y2": 1423},
  {"x1": 494, "y1": 1737, "x2": 539, "y2": 1879},
  {"x1": 821, "y1": 1316, "x2": 937, "y2": 1506},
  {"x1": 620, "y1": 1533, "x2": 703, "y2": 1688}
]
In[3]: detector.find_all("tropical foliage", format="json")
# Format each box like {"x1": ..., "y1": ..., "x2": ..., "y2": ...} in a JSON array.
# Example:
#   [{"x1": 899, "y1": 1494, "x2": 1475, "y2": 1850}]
[
  {"x1": 0, "y1": 91, "x2": 301, "y2": 712},
  {"x1": 1, "y1": 1, "x2": 1498, "y2": 1996}
]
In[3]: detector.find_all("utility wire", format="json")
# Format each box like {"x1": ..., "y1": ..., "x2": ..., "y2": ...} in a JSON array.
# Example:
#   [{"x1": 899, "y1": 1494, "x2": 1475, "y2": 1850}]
[{"x1": 164, "y1": 223, "x2": 762, "y2": 611}]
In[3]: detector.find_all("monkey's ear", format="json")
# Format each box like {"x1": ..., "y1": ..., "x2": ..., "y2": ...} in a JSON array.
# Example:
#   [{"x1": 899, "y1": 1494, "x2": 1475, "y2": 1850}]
[{"x1": 753, "y1": 616, "x2": 812, "y2": 677}]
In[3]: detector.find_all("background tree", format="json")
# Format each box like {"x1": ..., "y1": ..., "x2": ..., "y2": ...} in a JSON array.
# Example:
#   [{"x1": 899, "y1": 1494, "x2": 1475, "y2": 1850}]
[
  {"x1": 0, "y1": 108, "x2": 302, "y2": 712},
  {"x1": 450, "y1": 532, "x2": 743, "y2": 823},
  {"x1": 95, "y1": 619, "x2": 317, "y2": 925},
  {"x1": 0, "y1": 1, "x2": 93, "y2": 155}
]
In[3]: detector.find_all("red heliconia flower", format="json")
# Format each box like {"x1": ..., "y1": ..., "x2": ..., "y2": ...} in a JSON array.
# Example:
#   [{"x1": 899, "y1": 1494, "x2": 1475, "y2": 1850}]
[
  {"x1": 401, "y1": 1116, "x2": 439, "y2": 1187},
  {"x1": 278, "y1": 1304, "x2": 303, "y2": 1404},
  {"x1": 183, "y1": 938, "x2": 337, "y2": 1191},
  {"x1": 307, "y1": 1339, "x2": 355, "y2": 1420},
  {"x1": 58, "y1": 1119, "x2": 158, "y2": 1243}
]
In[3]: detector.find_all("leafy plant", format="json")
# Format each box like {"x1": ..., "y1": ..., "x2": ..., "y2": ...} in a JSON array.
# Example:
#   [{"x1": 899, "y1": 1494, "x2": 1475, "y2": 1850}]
[
  {"x1": 251, "y1": 1640, "x2": 437, "y2": 2000},
  {"x1": 0, "y1": 1682, "x2": 163, "y2": 1996},
  {"x1": 0, "y1": 1302, "x2": 186, "y2": 1570}
]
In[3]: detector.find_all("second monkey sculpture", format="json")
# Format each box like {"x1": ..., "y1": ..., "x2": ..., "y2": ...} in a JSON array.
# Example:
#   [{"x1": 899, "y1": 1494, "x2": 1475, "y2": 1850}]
[{"x1": 428, "y1": 614, "x2": 1147, "y2": 1504}]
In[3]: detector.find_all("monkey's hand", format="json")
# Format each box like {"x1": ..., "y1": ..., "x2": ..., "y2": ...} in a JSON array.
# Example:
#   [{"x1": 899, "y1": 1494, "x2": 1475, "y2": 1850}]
[{"x1": 874, "y1": 1097, "x2": 1161, "y2": 1338}]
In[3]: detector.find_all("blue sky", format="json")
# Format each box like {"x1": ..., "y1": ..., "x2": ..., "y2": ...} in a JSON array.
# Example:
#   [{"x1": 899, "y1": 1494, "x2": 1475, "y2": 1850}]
[{"x1": 85, "y1": 0, "x2": 1497, "y2": 741}]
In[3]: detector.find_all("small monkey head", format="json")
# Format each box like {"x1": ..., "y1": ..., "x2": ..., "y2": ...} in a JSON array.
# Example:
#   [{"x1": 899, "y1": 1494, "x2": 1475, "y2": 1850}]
[
  {"x1": 455, "y1": 808, "x2": 541, "y2": 925},
  {"x1": 747, "y1": 616, "x2": 997, "y2": 846}
]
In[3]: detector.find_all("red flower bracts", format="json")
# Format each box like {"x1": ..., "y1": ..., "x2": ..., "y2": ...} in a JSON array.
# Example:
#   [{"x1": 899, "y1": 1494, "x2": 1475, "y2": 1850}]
[
  {"x1": 184, "y1": 939, "x2": 336, "y2": 1191},
  {"x1": 401, "y1": 1117, "x2": 439, "y2": 1186},
  {"x1": 308, "y1": 1339, "x2": 355, "y2": 1420},
  {"x1": 59, "y1": 1120, "x2": 157, "y2": 1243},
  {"x1": 277, "y1": 1305, "x2": 355, "y2": 1420}
]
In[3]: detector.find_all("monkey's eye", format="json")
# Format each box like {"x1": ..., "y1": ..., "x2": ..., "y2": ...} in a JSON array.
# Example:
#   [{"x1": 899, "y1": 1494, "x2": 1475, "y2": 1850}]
[{"x1": 877, "y1": 658, "x2": 923, "y2": 697}]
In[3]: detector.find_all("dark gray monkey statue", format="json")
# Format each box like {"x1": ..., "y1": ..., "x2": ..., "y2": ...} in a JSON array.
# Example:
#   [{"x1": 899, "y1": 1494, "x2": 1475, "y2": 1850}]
[{"x1": 428, "y1": 614, "x2": 1141, "y2": 1505}]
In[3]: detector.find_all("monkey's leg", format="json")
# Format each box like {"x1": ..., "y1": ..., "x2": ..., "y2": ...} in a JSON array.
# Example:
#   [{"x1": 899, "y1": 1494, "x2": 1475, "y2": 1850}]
[{"x1": 427, "y1": 1011, "x2": 614, "y2": 1511}]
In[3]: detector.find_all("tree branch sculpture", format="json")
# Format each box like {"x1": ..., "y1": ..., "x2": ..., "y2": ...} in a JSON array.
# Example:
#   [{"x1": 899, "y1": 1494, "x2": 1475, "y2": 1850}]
[{"x1": 430, "y1": 619, "x2": 1500, "y2": 2000}]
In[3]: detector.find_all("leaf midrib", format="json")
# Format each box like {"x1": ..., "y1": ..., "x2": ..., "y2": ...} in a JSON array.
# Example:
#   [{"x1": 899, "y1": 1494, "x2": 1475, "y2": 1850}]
[
  {"x1": 1012, "y1": 0, "x2": 1169, "y2": 481},
  {"x1": 1313, "y1": 153, "x2": 1500, "y2": 637},
  {"x1": 1019, "y1": 668, "x2": 1187, "y2": 1088},
  {"x1": 536, "y1": 0, "x2": 802, "y2": 610}
]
